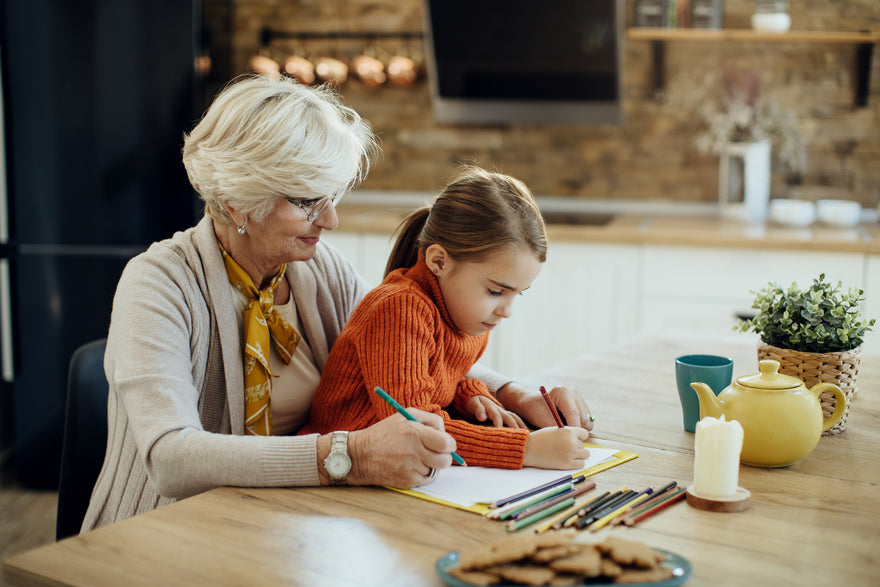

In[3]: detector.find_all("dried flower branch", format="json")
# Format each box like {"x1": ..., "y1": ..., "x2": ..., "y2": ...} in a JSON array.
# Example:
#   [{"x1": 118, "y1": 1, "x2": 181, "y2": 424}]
[{"x1": 667, "y1": 70, "x2": 807, "y2": 174}]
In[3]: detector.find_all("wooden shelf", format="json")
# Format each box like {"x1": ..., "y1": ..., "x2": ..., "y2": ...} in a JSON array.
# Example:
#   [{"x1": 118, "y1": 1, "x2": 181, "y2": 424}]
[
  {"x1": 627, "y1": 28, "x2": 878, "y2": 106},
  {"x1": 628, "y1": 28, "x2": 880, "y2": 43}
]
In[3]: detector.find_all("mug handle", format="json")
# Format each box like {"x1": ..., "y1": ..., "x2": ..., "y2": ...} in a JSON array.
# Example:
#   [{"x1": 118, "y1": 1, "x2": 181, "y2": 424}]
[{"x1": 810, "y1": 383, "x2": 846, "y2": 432}]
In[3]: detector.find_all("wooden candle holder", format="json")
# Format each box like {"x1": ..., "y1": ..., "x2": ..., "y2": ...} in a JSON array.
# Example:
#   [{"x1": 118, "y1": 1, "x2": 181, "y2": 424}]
[{"x1": 685, "y1": 485, "x2": 751, "y2": 512}]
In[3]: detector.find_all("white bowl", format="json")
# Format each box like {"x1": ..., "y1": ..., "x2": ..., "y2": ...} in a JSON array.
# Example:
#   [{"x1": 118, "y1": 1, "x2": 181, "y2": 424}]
[
  {"x1": 769, "y1": 199, "x2": 815, "y2": 227},
  {"x1": 751, "y1": 12, "x2": 791, "y2": 32},
  {"x1": 816, "y1": 199, "x2": 862, "y2": 227}
]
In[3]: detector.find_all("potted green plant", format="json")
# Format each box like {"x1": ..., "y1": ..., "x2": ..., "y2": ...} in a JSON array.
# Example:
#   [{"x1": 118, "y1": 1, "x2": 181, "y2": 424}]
[{"x1": 735, "y1": 273, "x2": 875, "y2": 435}]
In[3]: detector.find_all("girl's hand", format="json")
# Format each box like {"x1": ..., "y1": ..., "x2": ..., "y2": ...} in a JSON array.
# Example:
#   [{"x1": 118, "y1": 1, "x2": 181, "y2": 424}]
[
  {"x1": 466, "y1": 396, "x2": 527, "y2": 429},
  {"x1": 523, "y1": 427, "x2": 591, "y2": 469},
  {"x1": 498, "y1": 383, "x2": 594, "y2": 431},
  {"x1": 343, "y1": 409, "x2": 455, "y2": 489}
]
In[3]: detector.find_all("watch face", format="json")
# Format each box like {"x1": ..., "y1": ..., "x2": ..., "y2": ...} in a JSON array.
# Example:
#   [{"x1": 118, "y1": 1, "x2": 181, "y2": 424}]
[{"x1": 325, "y1": 451, "x2": 352, "y2": 479}]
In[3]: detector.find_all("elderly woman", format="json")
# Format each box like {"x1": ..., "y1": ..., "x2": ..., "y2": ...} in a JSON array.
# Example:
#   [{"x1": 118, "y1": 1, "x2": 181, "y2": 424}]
[{"x1": 82, "y1": 75, "x2": 592, "y2": 532}]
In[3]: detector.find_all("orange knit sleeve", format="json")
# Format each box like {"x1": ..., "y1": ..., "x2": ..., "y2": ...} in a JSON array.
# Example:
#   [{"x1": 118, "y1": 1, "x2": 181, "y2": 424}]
[
  {"x1": 450, "y1": 377, "x2": 500, "y2": 415},
  {"x1": 443, "y1": 416, "x2": 529, "y2": 469}
]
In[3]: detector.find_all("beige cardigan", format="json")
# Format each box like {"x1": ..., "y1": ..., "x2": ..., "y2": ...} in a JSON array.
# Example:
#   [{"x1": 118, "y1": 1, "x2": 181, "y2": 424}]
[{"x1": 82, "y1": 216, "x2": 509, "y2": 532}]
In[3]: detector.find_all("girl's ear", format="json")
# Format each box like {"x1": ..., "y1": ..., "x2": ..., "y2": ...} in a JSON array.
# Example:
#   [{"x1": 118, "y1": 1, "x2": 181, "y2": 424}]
[{"x1": 424, "y1": 244, "x2": 451, "y2": 276}]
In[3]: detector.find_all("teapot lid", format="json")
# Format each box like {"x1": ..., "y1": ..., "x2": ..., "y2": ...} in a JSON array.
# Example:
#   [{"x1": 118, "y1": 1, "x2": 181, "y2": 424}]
[{"x1": 736, "y1": 360, "x2": 802, "y2": 390}]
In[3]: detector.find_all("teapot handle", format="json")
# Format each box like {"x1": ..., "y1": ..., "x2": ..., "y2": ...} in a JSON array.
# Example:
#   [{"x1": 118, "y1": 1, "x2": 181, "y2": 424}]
[{"x1": 810, "y1": 383, "x2": 847, "y2": 432}]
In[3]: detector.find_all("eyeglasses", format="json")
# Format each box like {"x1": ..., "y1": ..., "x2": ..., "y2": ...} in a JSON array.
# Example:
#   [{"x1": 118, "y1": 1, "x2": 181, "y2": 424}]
[{"x1": 281, "y1": 193, "x2": 343, "y2": 222}]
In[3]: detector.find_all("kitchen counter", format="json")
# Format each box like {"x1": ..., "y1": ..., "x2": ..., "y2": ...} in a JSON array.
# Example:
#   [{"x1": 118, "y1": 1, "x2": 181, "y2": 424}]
[
  {"x1": 337, "y1": 193, "x2": 880, "y2": 254},
  {"x1": 333, "y1": 192, "x2": 880, "y2": 374}
]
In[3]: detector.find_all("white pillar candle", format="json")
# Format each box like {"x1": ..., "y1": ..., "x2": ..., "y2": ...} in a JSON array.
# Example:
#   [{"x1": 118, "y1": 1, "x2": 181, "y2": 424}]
[{"x1": 693, "y1": 415, "x2": 744, "y2": 498}]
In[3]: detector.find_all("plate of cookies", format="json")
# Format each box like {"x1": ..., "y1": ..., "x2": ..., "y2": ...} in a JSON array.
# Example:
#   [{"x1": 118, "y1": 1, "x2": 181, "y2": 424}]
[{"x1": 436, "y1": 532, "x2": 691, "y2": 586}]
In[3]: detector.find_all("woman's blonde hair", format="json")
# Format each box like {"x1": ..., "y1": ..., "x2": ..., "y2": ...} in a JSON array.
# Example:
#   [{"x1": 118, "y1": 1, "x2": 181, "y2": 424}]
[
  {"x1": 182, "y1": 74, "x2": 378, "y2": 224},
  {"x1": 385, "y1": 166, "x2": 547, "y2": 277}
]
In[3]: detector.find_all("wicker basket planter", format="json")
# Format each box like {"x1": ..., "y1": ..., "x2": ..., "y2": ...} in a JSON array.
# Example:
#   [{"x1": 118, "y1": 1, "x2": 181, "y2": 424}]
[{"x1": 757, "y1": 341, "x2": 860, "y2": 436}]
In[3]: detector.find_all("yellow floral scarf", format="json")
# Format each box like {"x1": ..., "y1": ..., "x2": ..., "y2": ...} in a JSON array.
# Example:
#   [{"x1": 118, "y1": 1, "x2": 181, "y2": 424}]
[{"x1": 219, "y1": 242, "x2": 300, "y2": 435}]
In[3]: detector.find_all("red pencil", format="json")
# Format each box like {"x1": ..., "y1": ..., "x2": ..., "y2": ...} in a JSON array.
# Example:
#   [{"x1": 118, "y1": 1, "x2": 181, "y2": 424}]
[
  {"x1": 540, "y1": 386, "x2": 564, "y2": 428},
  {"x1": 624, "y1": 488, "x2": 687, "y2": 526}
]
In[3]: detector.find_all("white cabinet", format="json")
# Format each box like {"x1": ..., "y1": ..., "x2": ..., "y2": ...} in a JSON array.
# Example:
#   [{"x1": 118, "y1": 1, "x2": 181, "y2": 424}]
[
  {"x1": 639, "y1": 245, "x2": 870, "y2": 348},
  {"x1": 330, "y1": 229, "x2": 880, "y2": 376},
  {"x1": 860, "y1": 255, "x2": 880, "y2": 353},
  {"x1": 329, "y1": 231, "x2": 640, "y2": 377},
  {"x1": 325, "y1": 232, "x2": 396, "y2": 288},
  {"x1": 484, "y1": 243, "x2": 640, "y2": 379}
]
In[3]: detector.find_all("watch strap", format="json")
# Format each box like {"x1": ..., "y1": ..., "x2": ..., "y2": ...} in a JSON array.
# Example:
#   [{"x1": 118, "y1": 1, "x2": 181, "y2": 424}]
[{"x1": 325, "y1": 431, "x2": 351, "y2": 486}]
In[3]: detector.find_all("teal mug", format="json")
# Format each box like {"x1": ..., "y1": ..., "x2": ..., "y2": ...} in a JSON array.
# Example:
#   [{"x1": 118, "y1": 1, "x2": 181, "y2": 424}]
[{"x1": 675, "y1": 354, "x2": 734, "y2": 432}]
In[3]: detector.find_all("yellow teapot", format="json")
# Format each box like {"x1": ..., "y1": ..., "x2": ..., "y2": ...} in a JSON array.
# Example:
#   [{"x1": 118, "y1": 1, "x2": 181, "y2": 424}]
[{"x1": 690, "y1": 360, "x2": 846, "y2": 468}]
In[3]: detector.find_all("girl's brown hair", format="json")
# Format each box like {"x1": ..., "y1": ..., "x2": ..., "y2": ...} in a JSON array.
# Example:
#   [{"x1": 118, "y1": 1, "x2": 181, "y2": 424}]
[{"x1": 384, "y1": 166, "x2": 547, "y2": 277}]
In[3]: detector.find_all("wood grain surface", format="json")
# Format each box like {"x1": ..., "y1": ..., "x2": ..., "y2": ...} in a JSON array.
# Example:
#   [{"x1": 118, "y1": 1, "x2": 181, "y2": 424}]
[
  {"x1": 4, "y1": 332, "x2": 879, "y2": 587},
  {"x1": 334, "y1": 201, "x2": 880, "y2": 254}
]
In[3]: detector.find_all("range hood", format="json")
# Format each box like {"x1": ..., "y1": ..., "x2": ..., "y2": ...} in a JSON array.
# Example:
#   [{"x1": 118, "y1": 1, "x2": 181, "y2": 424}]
[{"x1": 423, "y1": 0, "x2": 625, "y2": 125}]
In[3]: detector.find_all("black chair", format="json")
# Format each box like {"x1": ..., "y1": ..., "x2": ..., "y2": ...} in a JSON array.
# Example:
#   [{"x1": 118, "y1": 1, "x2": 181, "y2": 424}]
[{"x1": 56, "y1": 338, "x2": 108, "y2": 540}]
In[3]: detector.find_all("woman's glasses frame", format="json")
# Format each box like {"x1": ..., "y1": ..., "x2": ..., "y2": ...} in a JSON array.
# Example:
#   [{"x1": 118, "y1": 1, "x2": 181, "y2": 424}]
[{"x1": 281, "y1": 193, "x2": 343, "y2": 222}]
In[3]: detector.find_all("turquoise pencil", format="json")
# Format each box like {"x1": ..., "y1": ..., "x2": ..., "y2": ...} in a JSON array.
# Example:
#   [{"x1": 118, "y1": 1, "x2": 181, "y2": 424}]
[
  {"x1": 373, "y1": 386, "x2": 467, "y2": 466},
  {"x1": 506, "y1": 498, "x2": 575, "y2": 531}
]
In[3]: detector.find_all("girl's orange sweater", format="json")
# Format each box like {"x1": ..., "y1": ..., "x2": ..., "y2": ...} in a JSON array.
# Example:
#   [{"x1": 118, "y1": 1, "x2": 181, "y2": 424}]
[{"x1": 299, "y1": 255, "x2": 528, "y2": 468}]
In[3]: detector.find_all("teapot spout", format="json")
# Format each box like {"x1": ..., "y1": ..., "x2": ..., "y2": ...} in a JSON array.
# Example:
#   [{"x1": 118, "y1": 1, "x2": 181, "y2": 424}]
[{"x1": 690, "y1": 382, "x2": 726, "y2": 420}]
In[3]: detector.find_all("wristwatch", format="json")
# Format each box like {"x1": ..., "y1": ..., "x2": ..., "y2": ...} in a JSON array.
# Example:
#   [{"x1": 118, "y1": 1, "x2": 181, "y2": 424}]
[{"x1": 322, "y1": 431, "x2": 351, "y2": 486}]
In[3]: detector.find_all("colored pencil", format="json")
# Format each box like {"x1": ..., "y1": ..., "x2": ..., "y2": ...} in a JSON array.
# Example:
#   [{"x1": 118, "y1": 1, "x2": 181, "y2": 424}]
[
  {"x1": 576, "y1": 488, "x2": 625, "y2": 515},
  {"x1": 624, "y1": 488, "x2": 687, "y2": 526},
  {"x1": 504, "y1": 477, "x2": 591, "y2": 519},
  {"x1": 611, "y1": 482, "x2": 678, "y2": 525},
  {"x1": 613, "y1": 483, "x2": 679, "y2": 522},
  {"x1": 492, "y1": 476, "x2": 590, "y2": 520},
  {"x1": 579, "y1": 488, "x2": 634, "y2": 520},
  {"x1": 647, "y1": 480, "x2": 678, "y2": 500},
  {"x1": 488, "y1": 473, "x2": 575, "y2": 509},
  {"x1": 588, "y1": 490, "x2": 653, "y2": 532},
  {"x1": 624, "y1": 487, "x2": 685, "y2": 521},
  {"x1": 575, "y1": 489, "x2": 637, "y2": 528},
  {"x1": 536, "y1": 493, "x2": 606, "y2": 534},
  {"x1": 560, "y1": 490, "x2": 611, "y2": 528},
  {"x1": 511, "y1": 481, "x2": 596, "y2": 520},
  {"x1": 507, "y1": 498, "x2": 575, "y2": 531},
  {"x1": 567, "y1": 488, "x2": 630, "y2": 528},
  {"x1": 487, "y1": 483, "x2": 574, "y2": 520},
  {"x1": 540, "y1": 386, "x2": 564, "y2": 427},
  {"x1": 488, "y1": 476, "x2": 587, "y2": 518},
  {"x1": 373, "y1": 386, "x2": 466, "y2": 466}
]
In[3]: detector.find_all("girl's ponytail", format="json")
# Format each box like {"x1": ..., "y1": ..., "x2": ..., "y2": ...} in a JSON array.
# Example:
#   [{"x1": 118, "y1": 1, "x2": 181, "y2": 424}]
[{"x1": 384, "y1": 207, "x2": 430, "y2": 277}]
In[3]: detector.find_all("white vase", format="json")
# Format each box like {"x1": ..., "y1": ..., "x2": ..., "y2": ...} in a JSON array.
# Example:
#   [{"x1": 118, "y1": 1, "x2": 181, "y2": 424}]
[{"x1": 718, "y1": 140, "x2": 771, "y2": 222}]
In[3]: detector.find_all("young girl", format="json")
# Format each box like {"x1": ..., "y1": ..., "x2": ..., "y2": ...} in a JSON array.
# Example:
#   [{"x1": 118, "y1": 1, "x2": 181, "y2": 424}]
[{"x1": 300, "y1": 167, "x2": 590, "y2": 470}]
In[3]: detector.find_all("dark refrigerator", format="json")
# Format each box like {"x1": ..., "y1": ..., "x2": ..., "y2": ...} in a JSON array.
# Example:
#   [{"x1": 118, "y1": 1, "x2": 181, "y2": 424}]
[{"x1": 1, "y1": 0, "x2": 208, "y2": 488}]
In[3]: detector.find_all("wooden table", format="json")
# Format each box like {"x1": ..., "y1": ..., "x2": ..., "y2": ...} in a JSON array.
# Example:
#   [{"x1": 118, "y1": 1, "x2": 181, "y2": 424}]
[{"x1": 5, "y1": 333, "x2": 879, "y2": 586}]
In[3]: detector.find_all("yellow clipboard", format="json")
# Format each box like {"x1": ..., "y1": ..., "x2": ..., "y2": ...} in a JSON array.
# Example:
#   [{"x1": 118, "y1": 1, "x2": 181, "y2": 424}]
[{"x1": 387, "y1": 443, "x2": 638, "y2": 515}]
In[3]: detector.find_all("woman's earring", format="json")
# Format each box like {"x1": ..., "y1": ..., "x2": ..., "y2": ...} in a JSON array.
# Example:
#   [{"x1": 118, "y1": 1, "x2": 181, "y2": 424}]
[
  {"x1": 237, "y1": 220, "x2": 247, "y2": 235},
  {"x1": 432, "y1": 268, "x2": 439, "y2": 275}
]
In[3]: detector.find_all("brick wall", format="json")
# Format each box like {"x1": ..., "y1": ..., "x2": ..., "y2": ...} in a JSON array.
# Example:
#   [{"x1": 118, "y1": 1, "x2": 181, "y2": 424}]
[{"x1": 203, "y1": 0, "x2": 880, "y2": 206}]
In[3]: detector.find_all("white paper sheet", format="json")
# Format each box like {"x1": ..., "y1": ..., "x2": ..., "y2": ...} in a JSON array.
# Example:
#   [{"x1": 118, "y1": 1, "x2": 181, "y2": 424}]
[{"x1": 412, "y1": 447, "x2": 620, "y2": 507}]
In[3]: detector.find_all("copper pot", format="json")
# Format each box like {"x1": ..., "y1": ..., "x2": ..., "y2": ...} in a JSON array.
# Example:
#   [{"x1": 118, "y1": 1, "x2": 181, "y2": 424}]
[
  {"x1": 351, "y1": 54, "x2": 387, "y2": 87},
  {"x1": 248, "y1": 55, "x2": 281, "y2": 79},
  {"x1": 284, "y1": 55, "x2": 316, "y2": 85},
  {"x1": 386, "y1": 55, "x2": 417, "y2": 87},
  {"x1": 314, "y1": 56, "x2": 349, "y2": 85}
]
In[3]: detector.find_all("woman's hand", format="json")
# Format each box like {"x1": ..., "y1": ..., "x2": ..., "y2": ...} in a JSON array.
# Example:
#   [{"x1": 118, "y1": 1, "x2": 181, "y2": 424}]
[
  {"x1": 497, "y1": 382, "x2": 594, "y2": 430},
  {"x1": 465, "y1": 396, "x2": 527, "y2": 429},
  {"x1": 343, "y1": 409, "x2": 456, "y2": 489},
  {"x1": 523, "y1": 427, "x2": 592, "y2": 469}
]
